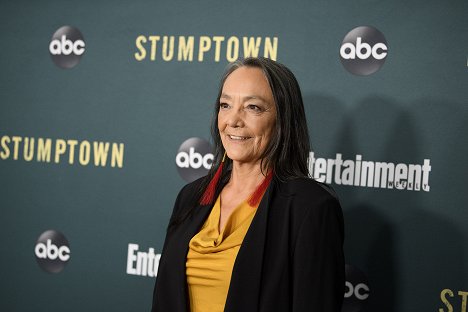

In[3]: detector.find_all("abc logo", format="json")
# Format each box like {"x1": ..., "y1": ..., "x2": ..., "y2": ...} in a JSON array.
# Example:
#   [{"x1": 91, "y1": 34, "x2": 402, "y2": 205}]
[
  {"x1": 340, "y1": 26, "x2": 388, "y2": 76},
  {"x1": 49, "y1": 26, "x2": 85, "y2": 69},
  {"x1": 35, "y1": 230, "x2": 71, "y2": 273},
  {"x1": 176, "y1": 137, "x2": 214, "y2": 182},
  {"x1": 342, "y1": 264, "x2": 370, "y2": 312}
]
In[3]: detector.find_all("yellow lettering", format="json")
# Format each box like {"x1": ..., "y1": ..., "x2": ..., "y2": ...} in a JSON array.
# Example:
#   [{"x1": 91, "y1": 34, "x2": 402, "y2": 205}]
[
  {"x1": 198, "y1": 36, "x2": 211, "y2": 62},
  {"x1": 37, "y1": 138, "x2": 51, "y2": 163},
  {"x1": 162, "y1": 36, "x2": 174, "y2": 61},
  {"x1": 226, "y1": 36, "x2": 239, "y2": 62},
  {"x1": 11, "y1": 136, "x2": 22, "y2": 160},
  {"x1": 178, "y1": 36, "x2": 194, "y2": 61},
  {"x1": 212, "y1": 36, "x2": 225, "y2": 62},
  {"x1": 0, "y1": 135, "x2": 123, "y2": 169},
  {"x1": 136, "y1": 35, "x2": 279, "y2": 63},
  {"x1": 0, "y1": 135, "x2": 11, "y2": 159},
  {"x1": 134, "y1": 35, "x2": 147, "y2": 61},
  {"x1": 93, "y1": 142, "x2": 110, "y2": 167},
  {"x1": 459, "y1": 291, "x2": 468, "y2": 312},
  {"x1": 79, "y1": 141, "x2": 91, "y2": 165},
  {"x1": 149, "y1": 36, "x2": 161, "y2": 61},
  {"x1": 23, "y1": 137, "x2": 34, "y2": 161},
  {"x1": 264, "y1": 37, "x2": 278, "y2": 61},
  {"x1": 440, "y1": 289, "x2": 454, "y2": 312},
  {"x1": 54, "y1": 139, "x2": 67, "y2": 163},
  {"x1": 243, "y1": 37, "x2": 261, "y2": 58},
  {"x1": 111, "y1": 143, "x2": 124, "y2": 168},
  {"x1": 67, "y1": 140, "x2": 78, "y2": 164}
]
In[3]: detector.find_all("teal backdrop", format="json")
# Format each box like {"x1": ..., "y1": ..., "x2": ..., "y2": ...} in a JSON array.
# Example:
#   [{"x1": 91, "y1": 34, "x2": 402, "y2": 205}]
[{"x1": 1, "y1": 0, "x2": 467, "y2": 311}]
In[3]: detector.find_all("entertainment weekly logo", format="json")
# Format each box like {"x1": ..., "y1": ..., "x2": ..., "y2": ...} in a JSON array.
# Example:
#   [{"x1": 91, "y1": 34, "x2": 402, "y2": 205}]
[
  {"x1": 126, "y1": 243, "x2": 161, "y2": 277},
  {"x1": 309, "y1": 152, "x2": 431, "y2": 192}
]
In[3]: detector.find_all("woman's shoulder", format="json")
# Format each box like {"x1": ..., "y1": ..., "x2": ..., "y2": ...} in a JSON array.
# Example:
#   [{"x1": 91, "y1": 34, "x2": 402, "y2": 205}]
[
  {"x1": 167, "y1": 177, "x2": 207, "y2": 228},
  {"x1": 180, "y1": 176, "x2": 205, "y2": 193},
  {"x1": 275, "y1": 177, "x2": 343, "y2": 233},
  {"x1": 175, "y1": 176, "x2": 206, "y2": 203}
]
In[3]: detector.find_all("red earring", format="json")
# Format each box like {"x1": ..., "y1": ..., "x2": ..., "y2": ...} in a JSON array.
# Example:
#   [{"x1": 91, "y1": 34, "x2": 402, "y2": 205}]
[
  {"x1": 200, "y1": 152, "x2": 226, "y2": 205},
  {"x1": 247, "y1": 170, "x2": 273, "y2": 207}
]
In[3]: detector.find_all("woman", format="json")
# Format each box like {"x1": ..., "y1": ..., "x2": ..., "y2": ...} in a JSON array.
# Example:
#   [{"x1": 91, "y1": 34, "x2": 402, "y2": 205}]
[{"x1": 152, "y1": 57, "x2": 345, "y2": 312}]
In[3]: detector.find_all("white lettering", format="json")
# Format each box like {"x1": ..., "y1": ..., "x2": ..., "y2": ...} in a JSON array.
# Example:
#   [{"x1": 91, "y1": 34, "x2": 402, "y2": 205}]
[
  {"x1": 34, "y1": 239, "x2": 70, "y2": 261},
  {"x1": 126, "y1": 243, "x2": 161, "y2": 277},
  {"x1": 176, "y1": 148, "x2": 213, "y2": 170},
  {"x1": 308, "y1": 153, "x2": 431, "y2": 192},
  {"x1": 340, "y1": 37, "x2": 387, "y2": 60},
  {"x1": 344, "y1": 281, "x2": 369, "y2": 300},
  {"x1": 49, "y1": 35, "x2": 85, "y2": 55}
]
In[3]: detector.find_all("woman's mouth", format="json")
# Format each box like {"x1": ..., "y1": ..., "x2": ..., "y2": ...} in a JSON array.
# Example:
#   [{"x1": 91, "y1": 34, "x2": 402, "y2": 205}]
[{"x1": 228, "y1": 135, "x2": 251, "y2": 141}]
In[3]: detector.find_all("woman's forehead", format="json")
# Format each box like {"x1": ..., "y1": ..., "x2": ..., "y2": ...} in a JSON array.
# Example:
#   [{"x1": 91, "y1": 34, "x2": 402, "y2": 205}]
[{"x1": 221, "y1": 67, "x2": 273, "y2": 100}]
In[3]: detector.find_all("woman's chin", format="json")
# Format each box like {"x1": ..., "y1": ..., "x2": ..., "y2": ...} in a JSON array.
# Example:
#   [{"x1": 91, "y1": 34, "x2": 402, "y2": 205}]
[{"x1": 227, "y1": 155, "x2": 260, "y2": 167}]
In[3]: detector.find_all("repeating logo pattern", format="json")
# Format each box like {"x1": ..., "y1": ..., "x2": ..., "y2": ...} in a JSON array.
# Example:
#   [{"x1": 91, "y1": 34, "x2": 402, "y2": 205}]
[
  {"x1": 340, "y1": 26, "x2": 388, "y2": 76},
  {"x1": 49, "y1": 26, "x2": 85, "y2": 69},
  {"x1": 343, "y1": 264, "x2": 370, "y2": 312},
  {"x1": 175, "y1": 137, "x2": 214, "y2": 182},
  {"x1": 35, "y1": 230, "x2": 71, "y2": 273}
]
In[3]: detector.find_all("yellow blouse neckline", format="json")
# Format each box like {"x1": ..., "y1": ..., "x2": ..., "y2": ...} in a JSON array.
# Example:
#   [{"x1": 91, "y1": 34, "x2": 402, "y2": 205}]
[
  {"x1": 188, "y1": 195, "x2": 258, "y2": 254},
  {"x1": 186, "y1": 191, "x2": 266, "y2": 312}
]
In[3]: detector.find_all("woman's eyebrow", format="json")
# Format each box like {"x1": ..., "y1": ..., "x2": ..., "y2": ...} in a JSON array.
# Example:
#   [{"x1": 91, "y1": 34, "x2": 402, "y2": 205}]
[{"x1": 220, "y1": 93, "x2": 267, "y2": 102}]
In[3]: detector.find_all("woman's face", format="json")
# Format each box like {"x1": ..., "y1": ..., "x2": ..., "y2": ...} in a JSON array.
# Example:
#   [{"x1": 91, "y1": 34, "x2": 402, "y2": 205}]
[{"x1": 218, "y1": 66, "x2": 276, "y2": 166}]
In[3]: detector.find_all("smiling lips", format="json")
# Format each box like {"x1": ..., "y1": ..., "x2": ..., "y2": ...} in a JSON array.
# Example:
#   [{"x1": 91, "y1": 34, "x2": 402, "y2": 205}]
[{"x1": 228, "y1": 134, "x2": 251, "y2": 140}]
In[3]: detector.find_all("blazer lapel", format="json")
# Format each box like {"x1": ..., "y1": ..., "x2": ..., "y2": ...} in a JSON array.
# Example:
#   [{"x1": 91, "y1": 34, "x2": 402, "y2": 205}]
[{"x1": 224, "y1": 180, "x2": 275, "y2": 311}]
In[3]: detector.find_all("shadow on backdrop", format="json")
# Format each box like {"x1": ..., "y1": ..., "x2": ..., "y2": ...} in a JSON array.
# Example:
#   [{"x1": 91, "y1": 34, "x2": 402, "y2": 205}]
[{"x1": 304, "y1": 93, "x2": 467, "y2": 311}]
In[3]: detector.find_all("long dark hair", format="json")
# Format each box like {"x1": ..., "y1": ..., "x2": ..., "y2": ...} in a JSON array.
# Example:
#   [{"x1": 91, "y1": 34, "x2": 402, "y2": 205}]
[{"x1": 170, "y1": 57, "x2": 311, "y2": 228}]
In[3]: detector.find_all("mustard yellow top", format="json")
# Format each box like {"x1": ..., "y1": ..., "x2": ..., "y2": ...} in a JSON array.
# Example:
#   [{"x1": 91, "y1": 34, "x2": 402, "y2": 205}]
[{"x1": 186, "y1": 195, "x2": 259, "y2": 312}]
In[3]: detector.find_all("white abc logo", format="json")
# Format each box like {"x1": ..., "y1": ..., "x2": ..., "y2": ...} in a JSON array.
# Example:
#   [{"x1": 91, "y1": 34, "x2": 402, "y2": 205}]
[
  {"x1": 176, "y1": 137, "x2": 213, "y2": 182},
  {"x1": 176, "y1": 147, "x2": 213, "y2": 169},
  {"x1": 344, "y1": 281, "x2": 370, "y2": 300},
  {"x1": 340, "y1": 37, "x2": 387, "y2": 60},
  {"x1": 340, "y1": 26, "x2": 388, "y2": 76},
  {"x1": 35, "y1": 239, "x2": 71, "y2": 261},
  {"x1": 49, "y1": 35, "x2": 85, "y2": 56}
]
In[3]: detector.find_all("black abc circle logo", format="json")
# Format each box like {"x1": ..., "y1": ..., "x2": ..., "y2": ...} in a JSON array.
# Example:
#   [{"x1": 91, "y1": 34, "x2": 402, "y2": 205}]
[
  {"x1": 35, "y1": 230, "x2": 71, "y2": 273},
  {"x1": 340, "y1": 26, "x2": 388, "y2": 76},
  {"x1": 342, "y1": 264, "x2": 370, "y2": 312},
  {"x1": 49, "y1": 26, "x2": 85, "y2": 69},
  {"x1": 175, "y1": 137, "x2": 214, "y2": 182}
]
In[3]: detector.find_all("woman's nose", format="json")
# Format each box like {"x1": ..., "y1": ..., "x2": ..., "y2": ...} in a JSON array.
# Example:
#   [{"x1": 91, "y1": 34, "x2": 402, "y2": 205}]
[{"x1": 226, "y1": 106, "x2": 244, "y2": 128}]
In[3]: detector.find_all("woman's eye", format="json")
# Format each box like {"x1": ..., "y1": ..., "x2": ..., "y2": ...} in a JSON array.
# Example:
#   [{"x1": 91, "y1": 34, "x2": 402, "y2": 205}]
[
  {"x1": 247, "y1": 104, "x2": 261, "y2": 112},
  {"x1": 219, "y1": 103, "x2": 230, "y2": 109}
]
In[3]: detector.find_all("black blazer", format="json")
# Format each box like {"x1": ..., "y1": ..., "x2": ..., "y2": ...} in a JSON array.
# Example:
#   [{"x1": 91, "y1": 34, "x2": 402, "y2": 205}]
[{"x1": 152, "y1": 177, "x2": 345, "y2": 312}]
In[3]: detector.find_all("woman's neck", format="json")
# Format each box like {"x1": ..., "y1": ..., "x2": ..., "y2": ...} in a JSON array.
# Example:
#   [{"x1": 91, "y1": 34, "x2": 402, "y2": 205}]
[{"x1": 228, "y1": 161, "x2": 268, "y2": 193}]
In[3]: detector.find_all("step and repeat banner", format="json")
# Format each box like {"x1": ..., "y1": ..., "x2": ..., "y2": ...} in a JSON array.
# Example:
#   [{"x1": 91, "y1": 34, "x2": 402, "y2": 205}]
[{"x1": 1, "y1": 0, "x2": 467, "y2": 311}]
